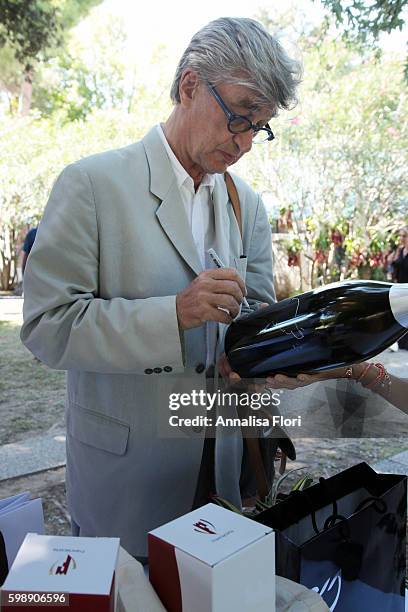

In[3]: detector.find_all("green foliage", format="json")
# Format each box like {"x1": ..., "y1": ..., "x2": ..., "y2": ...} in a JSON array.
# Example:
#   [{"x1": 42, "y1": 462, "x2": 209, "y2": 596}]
[
  {"x1": 0, "y1": 108, "x2": 152, "y2": 288},
  {"x1": 319, "y1": 0, "x2": 408, "y2": 79},
  {"x1": 0, "y1": 0, "x2": 103, "y2": 116},
  {"x1": 236, "y1": 31, "x2": 408, "y2": 288},
  {"x1": 0, "y1": 0, "x2": 60, "y2": 63},
  {"x1": 212, "y1": 467, "x2": 314, "y2": 517},
  {"x1": 0, "y1": 0, "x2": 102, "y2": 63},
  {"x1": 1, "y1": 6, "x2": 407, "y2": 291},
  {"x1": 0, "y1": 7, "x2": 174, "y2": 288},
  {"x1": 32, "y1": 12, "x2": 135, "y2": 121},
  {"x1": 320, "y1": 0, "x2": 408, "y2": 41},
  {"x1": 57, "y1": 0, "x2": 103, "y2": 31},
  {"x1": 0, "y1": 42, "x2": 22, "y2": 112},
  {"x1": 21, "y1": 11, "x2": 174, "y2": 123}
]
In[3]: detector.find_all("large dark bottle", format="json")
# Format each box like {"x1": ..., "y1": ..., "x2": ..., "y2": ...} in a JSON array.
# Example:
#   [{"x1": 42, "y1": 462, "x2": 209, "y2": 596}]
[{"x1": 225, "y1": 280, "x2": 408, "y2": 377}]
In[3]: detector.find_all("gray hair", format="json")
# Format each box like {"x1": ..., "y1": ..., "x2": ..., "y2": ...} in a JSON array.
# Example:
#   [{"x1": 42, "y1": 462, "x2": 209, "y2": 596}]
[{"x1": 170, "y1": 17, "x2": 302, "y2": 113}]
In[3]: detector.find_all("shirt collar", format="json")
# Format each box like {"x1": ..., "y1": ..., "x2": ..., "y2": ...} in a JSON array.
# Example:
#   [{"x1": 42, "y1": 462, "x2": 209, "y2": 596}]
[{"x1": 156, "y1": 124, "x2": 216, "y2": 194}]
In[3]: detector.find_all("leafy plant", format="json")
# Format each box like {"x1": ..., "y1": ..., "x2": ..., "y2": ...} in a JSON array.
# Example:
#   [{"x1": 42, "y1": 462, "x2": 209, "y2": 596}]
[{"x1": 212, "y1": 467, "x2": 314, "y2": 518}]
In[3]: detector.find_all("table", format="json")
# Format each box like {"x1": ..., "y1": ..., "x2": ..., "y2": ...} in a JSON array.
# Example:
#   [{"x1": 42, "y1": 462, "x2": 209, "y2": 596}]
[{"x1": 115, "y1": 546, "x2": 329, "y2": 611}]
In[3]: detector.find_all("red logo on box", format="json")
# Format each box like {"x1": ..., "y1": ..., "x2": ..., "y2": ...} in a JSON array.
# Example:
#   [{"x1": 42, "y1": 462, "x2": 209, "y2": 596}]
[
  {"x1": 193, "y1": 520, "x2": 217, "y2": 535},
  {"x1": 49, "y1": 555, "x2": 77, "y2": 576}
]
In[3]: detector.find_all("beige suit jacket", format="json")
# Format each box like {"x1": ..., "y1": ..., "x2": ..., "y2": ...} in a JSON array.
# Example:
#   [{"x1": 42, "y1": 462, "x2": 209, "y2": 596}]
[{"x1": 21, "y1": 126, "x2": 275, "y2": 556}]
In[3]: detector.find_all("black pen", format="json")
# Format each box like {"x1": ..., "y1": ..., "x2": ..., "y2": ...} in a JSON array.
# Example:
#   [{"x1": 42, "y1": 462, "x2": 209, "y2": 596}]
[{"x1": 207, "y1": 248, "x2": 250, "y2": 309}]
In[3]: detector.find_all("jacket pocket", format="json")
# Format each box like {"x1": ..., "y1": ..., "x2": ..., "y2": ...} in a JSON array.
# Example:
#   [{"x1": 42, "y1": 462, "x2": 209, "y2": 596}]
[
  {"x1": 67, "y1": 403, "x2": 130, "y2": 456},
  {"x1": 234, "y1": 256, "x2": 248, "y2": 281}
]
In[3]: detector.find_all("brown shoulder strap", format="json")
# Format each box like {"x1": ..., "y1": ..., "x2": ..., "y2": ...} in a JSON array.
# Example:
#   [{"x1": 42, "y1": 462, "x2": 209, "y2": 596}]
[
  {"x1": 224, "y1": 171, "x2": 270, "y2": 502},
  {"x1": 224, "y1": 172, "x2": 242, "y2": 238}
]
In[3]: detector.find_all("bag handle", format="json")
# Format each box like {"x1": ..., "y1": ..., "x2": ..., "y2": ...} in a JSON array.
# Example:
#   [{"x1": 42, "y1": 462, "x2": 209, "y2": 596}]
[
  {"x1": 310, "y1": 478, "x2": 387, "y2": 534},
  {"x1": 354, "y1": 496, "x2": 387, "y2": 515},
  {"x1": 301, "y1": 478, "x2": 338, "y2": 535},
  {"x1": 322, "y1": 487, "x2": 387, "y2": 534}
]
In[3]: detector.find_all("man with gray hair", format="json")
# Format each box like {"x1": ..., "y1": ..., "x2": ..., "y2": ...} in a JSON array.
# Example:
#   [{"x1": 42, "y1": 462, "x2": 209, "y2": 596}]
[{"x1": 21, "y1": 17, "x2": 301, "y2": 560}]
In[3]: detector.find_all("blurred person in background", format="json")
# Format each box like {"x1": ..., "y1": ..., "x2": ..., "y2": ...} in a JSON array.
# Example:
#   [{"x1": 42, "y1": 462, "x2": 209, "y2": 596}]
[
  {"x1": 389, "y1": 226, "x2": 408, "y2": 349},
  {"x1": 21, "y1": 227, "x2": 37, "y2": 276}
]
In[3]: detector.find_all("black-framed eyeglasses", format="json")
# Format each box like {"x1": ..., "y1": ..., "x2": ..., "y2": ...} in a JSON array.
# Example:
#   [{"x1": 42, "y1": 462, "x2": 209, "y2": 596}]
[{"x1": 207, "y1": 83, "x2": 275, "y2": 144}]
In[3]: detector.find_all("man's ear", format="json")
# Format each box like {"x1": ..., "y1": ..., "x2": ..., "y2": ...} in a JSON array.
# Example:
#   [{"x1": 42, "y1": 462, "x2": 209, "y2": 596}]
[{"x1": 179, "y1": 70, "x2": 200, "y2": 107}]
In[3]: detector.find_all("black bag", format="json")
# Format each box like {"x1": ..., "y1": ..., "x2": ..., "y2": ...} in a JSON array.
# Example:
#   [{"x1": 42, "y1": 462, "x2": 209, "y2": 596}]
[
  {"x1": 255, "y1": 462, "x2": 406, "y2": 611},
  {"x1": 0, "y1": 530, "x2": 8, "y2": 586}
]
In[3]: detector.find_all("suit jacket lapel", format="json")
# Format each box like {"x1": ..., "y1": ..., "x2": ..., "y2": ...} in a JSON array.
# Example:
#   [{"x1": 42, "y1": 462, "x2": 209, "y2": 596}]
[{"x1": 142, "y1": 127, "x2": 202, "y2": 276}]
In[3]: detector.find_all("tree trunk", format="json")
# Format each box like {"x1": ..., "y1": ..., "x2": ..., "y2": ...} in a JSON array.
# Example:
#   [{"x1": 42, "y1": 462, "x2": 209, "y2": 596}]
[
  {"x1": 0, "y1": 227, "x2": 18, "y2": 290},
  {"x1": 0, "y1": 250, "x2": 10, "y2": 291},
  {"x1": 20, "y1": 64, "x2": 34, "y2": 116}
]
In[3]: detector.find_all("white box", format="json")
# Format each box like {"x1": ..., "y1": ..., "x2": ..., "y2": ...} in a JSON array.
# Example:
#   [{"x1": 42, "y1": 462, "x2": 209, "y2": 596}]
[
  {"x1": 1, "y1": 533, "x2": 119, "y2": 611},
  {"x1": 0, "y1": 492, "x2": 44, "y2": 570},
  {"x1": 148, "y1": 503, "x2": 275, "y2": 612}
]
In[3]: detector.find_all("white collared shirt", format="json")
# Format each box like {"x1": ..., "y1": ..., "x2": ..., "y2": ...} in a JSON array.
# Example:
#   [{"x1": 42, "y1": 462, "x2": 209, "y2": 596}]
[{"x1": 157, "y1": 124, "x2": 218, "y2": 368}]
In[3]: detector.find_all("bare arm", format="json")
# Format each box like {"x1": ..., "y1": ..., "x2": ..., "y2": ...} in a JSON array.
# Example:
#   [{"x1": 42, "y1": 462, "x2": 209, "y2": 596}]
[
  {"x1": 350, "y1": 362, "x2": 407, "y2": 414},
  {"x1": 266, "y1": 363, "x2": 408, "y2": 414}
]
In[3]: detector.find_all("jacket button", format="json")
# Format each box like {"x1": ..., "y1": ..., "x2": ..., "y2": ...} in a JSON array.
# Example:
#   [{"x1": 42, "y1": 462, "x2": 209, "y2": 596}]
[
  {"x1": 195, "y1": 363, "x2": 205, "y2": 374},
  {"x1": 164, "y1": 366, "x2": 172, "y2": 372},
  {"x1": 153, "y1": 367, "x2": 162, "y2": 374},
  {"x1": 145, "y1": 368, "x2": 153, "y2": 374}
]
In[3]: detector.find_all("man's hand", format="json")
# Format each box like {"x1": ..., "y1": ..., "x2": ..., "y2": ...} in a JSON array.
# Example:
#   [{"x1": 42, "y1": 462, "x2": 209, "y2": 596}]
[
  {"x1": 217, "y1": 302, "x2": 270, "y2": 386},
  {"x1": 176, "y1": 268, "x2": 246, "y2": 330},
  {"x1": 217, "y1": 352, "x2": 241, "y2": 382}
]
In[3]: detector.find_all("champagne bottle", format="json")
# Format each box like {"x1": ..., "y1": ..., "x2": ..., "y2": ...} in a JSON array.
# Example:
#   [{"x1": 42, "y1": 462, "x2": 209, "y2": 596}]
[{"x1": 225, "y1": 280, "x2": 408, "y2": 377}]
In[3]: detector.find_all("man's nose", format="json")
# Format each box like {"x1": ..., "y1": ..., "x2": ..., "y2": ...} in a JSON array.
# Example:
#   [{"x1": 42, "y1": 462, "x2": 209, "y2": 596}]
[{"x1": 232, "y1": 130, "x2": 253, "y2": 155}]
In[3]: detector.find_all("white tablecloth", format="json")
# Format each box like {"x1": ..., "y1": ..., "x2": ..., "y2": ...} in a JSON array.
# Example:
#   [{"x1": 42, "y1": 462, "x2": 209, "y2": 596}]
[{"x1": 115, "y1": 546, "x2": 329, "y2": 611}]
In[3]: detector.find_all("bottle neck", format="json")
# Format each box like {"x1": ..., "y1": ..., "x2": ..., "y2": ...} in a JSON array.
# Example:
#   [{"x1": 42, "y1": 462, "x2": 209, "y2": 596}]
[{"x1": 390, "y1": 283, "x2": 408, "y2": 329}]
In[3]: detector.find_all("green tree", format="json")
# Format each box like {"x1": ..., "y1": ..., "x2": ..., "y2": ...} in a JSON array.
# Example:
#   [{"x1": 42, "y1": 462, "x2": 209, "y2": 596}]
[
  {"x1": 236, "y1": 33, "x2": 407, "y2": 290},
  {"x1": 0, "y1": 0, "x2": 60, "y2": 62},
  {"x1": 0, "y1": 109, "x2": 148, "y2": 289},
  {"x1": 32, "y1": 11, "x2": 130, "y2": 120},
  {"x1": 0, "y1": 0, "x2": 102, "y2": 115},
  {"x1": 320, "y1": 0, "x2": 407, "y2": 41},
  {"x1": 0, "y1": 0, "x2": 102, "y2": 61},
  {"x1": 319, "y1": 0, "x2": 408, "y2": 77},
  {"x1": 31, "y1": 18, "x2": 174, "y2": 121}
]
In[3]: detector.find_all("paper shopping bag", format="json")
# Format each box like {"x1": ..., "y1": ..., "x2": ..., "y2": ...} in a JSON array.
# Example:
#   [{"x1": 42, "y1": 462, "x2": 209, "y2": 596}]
[{"x1": 255, "y1": 462, "x2": 406, "y2": 612}]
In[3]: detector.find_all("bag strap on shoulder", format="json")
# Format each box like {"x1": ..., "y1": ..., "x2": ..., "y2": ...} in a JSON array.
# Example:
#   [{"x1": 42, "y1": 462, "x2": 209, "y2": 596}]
[{"x1": 224, "y1": 172, "x2": 243, "y2": 237}]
